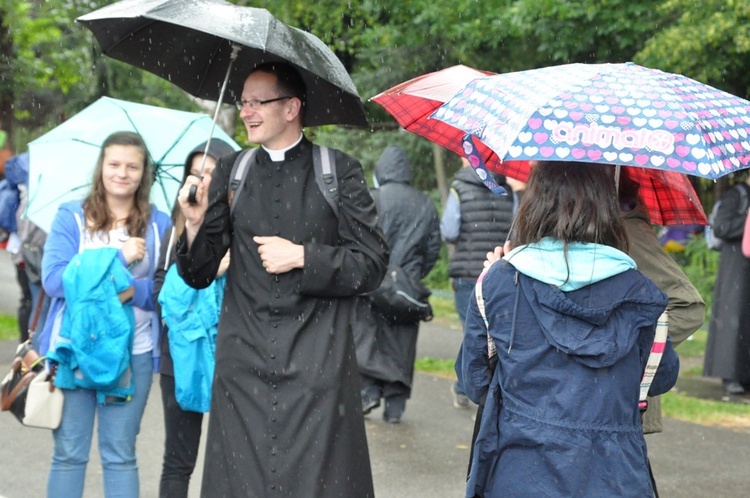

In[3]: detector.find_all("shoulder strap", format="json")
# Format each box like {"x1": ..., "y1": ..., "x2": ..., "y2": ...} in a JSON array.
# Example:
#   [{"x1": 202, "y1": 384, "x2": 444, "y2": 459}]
[
  {"x1": 228, "y1": 148, "x2": 258, "y2": 215},
  {"x1": 639, "y1": 311, "x2": 669, "y2": 411},
  {"x1": 313, "y1": 145, "x2": 339, "y2": 218},
  {"x1": 474, "y1": 269, "x2": 497, "y2": 360}
]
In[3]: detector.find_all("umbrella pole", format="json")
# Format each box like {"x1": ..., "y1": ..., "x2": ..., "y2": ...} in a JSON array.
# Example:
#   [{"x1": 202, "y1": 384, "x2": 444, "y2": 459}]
[
  {"x1": 614, "y1": 164, "x2": 621, "y2": 196},
  {"x1": 188, "y1": 44, "x2": 242, "y2": 204}
]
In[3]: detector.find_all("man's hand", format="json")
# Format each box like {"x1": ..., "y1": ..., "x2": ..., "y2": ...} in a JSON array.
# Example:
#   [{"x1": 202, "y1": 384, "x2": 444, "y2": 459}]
[
  {"x1": 254, "y1": 236, "x2": 304, "y2": 274},
  {"x1": 178, "y1": 174, "x2": 212, "y2": 246},
  {"x1": 217, "y1": 250, "x2": 231, "y2": 278}
]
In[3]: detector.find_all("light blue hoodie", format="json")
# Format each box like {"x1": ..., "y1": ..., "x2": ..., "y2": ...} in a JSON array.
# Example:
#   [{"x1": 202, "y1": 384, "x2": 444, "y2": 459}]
[{"x1": 504, "y1": 237, "x2": 637, "y2": 291}]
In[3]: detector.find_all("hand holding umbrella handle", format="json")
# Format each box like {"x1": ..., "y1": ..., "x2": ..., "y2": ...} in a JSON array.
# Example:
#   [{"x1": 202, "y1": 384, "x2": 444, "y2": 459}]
[{"x1": 187, "y1": 178, "x2": 202, "y2": 205}]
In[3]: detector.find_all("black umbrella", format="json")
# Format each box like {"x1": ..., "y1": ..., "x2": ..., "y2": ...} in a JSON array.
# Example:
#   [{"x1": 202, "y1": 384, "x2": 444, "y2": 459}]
[{"x1": 76, "y1": 0, "x2": 369, "y2": 128}]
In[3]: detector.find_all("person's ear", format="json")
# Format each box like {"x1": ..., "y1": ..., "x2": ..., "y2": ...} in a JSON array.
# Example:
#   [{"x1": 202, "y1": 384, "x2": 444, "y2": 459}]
[{"x1": 286, "y1": 97, "x2": 302, "y2": 122}]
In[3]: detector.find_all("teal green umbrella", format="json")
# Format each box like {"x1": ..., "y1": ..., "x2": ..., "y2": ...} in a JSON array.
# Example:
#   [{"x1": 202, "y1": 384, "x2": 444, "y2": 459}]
[{"x1": 27, "y1": 96, "x2": 240, "y2": 233}]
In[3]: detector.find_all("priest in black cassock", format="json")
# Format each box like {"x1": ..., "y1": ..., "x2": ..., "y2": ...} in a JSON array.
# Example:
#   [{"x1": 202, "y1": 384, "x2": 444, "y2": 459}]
[{"x1": 176, "y1": 62, "x2": 388, "y2": 498}]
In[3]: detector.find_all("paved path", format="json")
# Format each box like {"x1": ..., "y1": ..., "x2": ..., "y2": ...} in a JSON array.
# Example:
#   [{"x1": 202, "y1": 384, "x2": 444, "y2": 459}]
[
  {"x1": 1, "y1": 250, "x2": 749, "y2": 496},
  {"x1": 2, "y1": 325, "x2": 750, "y2": 497}
]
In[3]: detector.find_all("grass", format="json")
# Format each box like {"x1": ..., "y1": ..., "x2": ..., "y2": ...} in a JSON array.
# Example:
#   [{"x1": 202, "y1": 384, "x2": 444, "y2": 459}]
[
  {"x1": 428, "y1": 295, "x2": 462, "y2": 330},
  {"x1": 675, "y1": 328, "x2": 708, "y2": 358},
  {"x1": 662, "y1": 391, "x2": 750, "y2": 430},
  {"x1": 416, "y1": 307, "x2": 750, "y2": 431},
  {"x1": 0, "y1": 313, "x2": 18, "y2": 341},
  {"x1": 415, "y1": 357, "x2": 456, "y2": 378}
]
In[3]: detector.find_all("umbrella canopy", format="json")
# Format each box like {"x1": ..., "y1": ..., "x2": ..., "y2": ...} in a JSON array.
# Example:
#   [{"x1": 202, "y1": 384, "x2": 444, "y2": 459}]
[
  {"x1": 433, "y1": 62, "x2": 750, "y2": 180},
  {"x1": 26, "y1": 96, "x2": 240, "y2": 233},
  {"x1": 371, "y1": 64, "x2": 522, "y2": 172},
  {"x1": 77, "y1": 0, "x2": 368, "y2": 128},
  {"x1": 460, "y1": 134, "x2": 706, "y2": 226},
  {"x1": 374, "y1": 64, "x2": 707, "y2": 226}
]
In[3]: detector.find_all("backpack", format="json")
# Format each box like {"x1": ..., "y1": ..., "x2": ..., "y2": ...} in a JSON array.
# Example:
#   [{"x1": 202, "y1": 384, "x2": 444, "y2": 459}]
[
  {"x1": 366, "y1": 188, "x2": 433, "y2": 324},
  {"x1": 705, "y1": 184, "x2": 750, "y2": 251},
  {"x1": 369, "y1": 264, "x2": 433, "y2": 324},
  {"x1": 228, "y1": 145, "x2": 339, "y2": 217}
]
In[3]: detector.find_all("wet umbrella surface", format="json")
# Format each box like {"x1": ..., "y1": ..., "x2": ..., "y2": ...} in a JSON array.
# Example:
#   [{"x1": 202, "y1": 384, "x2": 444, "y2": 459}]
[{"x1": 77, "y1": 0, "x2": 368, "y2": 128}]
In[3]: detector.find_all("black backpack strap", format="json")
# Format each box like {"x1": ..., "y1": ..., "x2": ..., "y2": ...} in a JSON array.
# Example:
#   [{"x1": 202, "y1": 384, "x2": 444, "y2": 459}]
[
  {"x1": 228, "y1": 148, "x2": 258, "y2": 215},
  {"x1": 313, "y1": 145, "x2": 339, "y2": 218}
]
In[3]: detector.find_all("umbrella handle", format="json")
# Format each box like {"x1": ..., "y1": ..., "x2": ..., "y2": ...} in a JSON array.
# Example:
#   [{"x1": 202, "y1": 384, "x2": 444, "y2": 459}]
[
  {"x1": 187, "y1": 179, "x2": 201, "y2": 205},
  {"x1": 188, "y1": 44, "x2": 242, "y2": 205}
]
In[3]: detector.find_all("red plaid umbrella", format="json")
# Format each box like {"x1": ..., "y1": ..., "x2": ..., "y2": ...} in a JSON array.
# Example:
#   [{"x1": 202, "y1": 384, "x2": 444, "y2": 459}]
[
  {"x1": 370, "y1": 65, "x2": 509, "y2": 169},
  {"x1": 372, "y1": 65, "x2": 707, "y2": 226}
]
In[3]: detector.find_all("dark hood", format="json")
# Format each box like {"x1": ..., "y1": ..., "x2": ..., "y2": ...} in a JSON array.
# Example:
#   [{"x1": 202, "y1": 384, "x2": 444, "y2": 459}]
[
  {"x1": 519, "y1": 269, "x2": 667, "y2": 369},
  {"x1": 454, "y1": 164, "x2": 506, "y2": 187},
  {"x1": 374, "y1": 145, "x2": 411, "y2": 186},
  {"x1": 183, "y1": 138, "x2": 236, "y2": 180}
]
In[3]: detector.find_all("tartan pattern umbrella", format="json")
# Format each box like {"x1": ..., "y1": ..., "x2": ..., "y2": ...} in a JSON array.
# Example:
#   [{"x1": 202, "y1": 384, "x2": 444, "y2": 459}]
[
  {"x1": 374, "y1": 65, "x2": 707, "y2": 226},
  {"x1": 371, "y1": 65, "x2": 526, "y2": 172},
  {"x1": 461, "y1": 134, "x2": 707, "y2": 226}
]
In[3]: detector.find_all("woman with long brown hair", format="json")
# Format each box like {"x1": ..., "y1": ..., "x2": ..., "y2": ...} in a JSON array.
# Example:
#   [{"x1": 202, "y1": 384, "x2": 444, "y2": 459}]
[
  {"x1": 40, "y1": 131, "x2": 171, "y2": 497},
  {"x1": 457, "y1": 161, "x2": 679, "y2": 497}
]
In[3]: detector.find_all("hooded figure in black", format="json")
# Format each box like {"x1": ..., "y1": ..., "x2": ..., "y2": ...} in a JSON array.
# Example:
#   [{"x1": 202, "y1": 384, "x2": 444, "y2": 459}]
[
  {"x1": 355, "y1": 145, "x2": 441, "y2": 422},
  {"x1": 153, "y1": 138, "x2": 235, "y2": 497}
]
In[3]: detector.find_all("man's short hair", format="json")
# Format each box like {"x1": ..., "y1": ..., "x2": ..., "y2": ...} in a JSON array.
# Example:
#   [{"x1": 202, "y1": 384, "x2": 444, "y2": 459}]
[{"x1": 252, "y1": 62, "x2": 307, "y2": 120}]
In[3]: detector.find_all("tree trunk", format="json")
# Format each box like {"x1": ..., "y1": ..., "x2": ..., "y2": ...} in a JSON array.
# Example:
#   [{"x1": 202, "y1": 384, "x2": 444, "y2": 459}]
[
  {"x1": 432, "y1": 142, "x2": 448, "y2": 205},
  {"x1": 0, "y1": 15, "x2": 15, "y2": 150}
]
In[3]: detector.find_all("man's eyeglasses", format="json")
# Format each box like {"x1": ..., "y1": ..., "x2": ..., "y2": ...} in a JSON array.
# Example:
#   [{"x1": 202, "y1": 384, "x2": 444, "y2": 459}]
[{"x1": 235, "y1": 96, "x2": 292, "y2": 111}]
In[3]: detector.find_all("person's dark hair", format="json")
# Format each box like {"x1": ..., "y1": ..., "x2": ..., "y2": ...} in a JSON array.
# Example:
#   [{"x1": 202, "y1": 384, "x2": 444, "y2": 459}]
[
  {"x1": 252, "y1": 62, "x2": 307, "y2": 121},
  {"x1": 84, "y1": 131, "x2": 152, "y2": 238},
  {"x1": 617, "y1": 169, "x2": 641, "y2": 214},
  {"x1": 170, "y1": 138, "x2": 235, "y2": 236},
  {"x1": 512, "y1": 161, "x2": 629, "y2": 253}
]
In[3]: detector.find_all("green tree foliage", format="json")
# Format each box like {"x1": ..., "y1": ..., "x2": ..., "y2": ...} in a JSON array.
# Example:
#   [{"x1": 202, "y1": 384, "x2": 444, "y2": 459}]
[
  {"x1": 3, "y1": 0, "x2": 750, "y2": 205},
  {"x1": 1, "y1": 0, "x2": 203, "y2": 149},
  {"x1": 636, "y1": 0, "x2": 750, "y2": 99}
]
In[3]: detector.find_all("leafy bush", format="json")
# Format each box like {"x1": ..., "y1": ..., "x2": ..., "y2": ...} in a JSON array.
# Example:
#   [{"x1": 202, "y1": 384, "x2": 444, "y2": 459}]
[
  {"x1": 680, "y1": 234, "x2": 719, "y2": 322},
  {"x1": 424, "y1": 244, "x2": 451, "y2": 290}
]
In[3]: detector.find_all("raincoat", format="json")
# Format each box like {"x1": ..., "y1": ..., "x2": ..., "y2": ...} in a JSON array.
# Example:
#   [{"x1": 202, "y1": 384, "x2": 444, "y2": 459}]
[
  {"x1": 457, "y1": 238, "x2": 679, "y2": 498},
  {"x1": 176, "y1": 138, "x2": 388, "y2": 497},
  {"x1": 623, "y1": 203, "x2": 704, "y2": 433},
  {"x1": 48, "y1": 247, "x2": 136, "y2": 402},
  {"x1": 158, "y1": 264, "x2": 224, "y2": 413},
  {"x1": 354, "y1": 145, "x2": 440, "y2": 396},
  {"x1": 704, "y1": 182, "x2": 750, "y2": 385}
]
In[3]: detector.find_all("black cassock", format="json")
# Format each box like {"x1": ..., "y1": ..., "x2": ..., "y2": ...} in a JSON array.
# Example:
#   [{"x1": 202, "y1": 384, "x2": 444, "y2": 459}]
[{"x1": 177, "y1": 138, "x2": 388, "y2": 497}]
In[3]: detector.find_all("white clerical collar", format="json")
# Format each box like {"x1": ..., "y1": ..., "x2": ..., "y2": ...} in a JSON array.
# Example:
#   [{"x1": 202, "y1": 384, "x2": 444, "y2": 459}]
[{"x1": 262, "y1": 133, "x2": 304, "y2": 162}]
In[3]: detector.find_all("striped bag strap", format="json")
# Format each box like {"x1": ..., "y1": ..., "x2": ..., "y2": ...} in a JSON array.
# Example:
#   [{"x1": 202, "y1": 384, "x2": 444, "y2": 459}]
[{"x1": 638, "y1": 311, "x2": 669, "y2": 411}]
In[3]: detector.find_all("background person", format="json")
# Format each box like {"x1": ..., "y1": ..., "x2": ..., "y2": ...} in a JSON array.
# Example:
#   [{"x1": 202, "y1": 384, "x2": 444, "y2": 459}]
[
  {"x1": 175, "y1": 62, "x2": 388, "y2": 497},
  {"x1": 153, "y1": 138, "x2": 234, "y2": 498},
  {"x1": 458, "y1": 161, "x2": 679, "y2": 497},
  {"x1": 617, "y1": 172, "x2": 705, "y2": 435},
  {"x1": 440, "y1": 156, "x2": 521, "y2": 407},
  {"x1": 703, "y1": 175, "x2": 750, "y2": 395},
  {"x1": 39, "y1": 131, "x2": 171, "y2": 498},
  {"x1": 356, "y1": 145, "x2": 440, "y2": 423}
]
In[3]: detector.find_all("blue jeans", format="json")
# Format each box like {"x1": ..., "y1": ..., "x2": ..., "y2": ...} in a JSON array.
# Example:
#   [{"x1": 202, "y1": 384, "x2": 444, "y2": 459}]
[
  {"x1": 47, "y1": 352, "x2": 153, "y2": 498},
  {"x1": 452, "y1": 277, "x2": 477, "y2": 397},
  {"x1": 453, "y1": 277, "x2": 477, "y2": 327}
]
